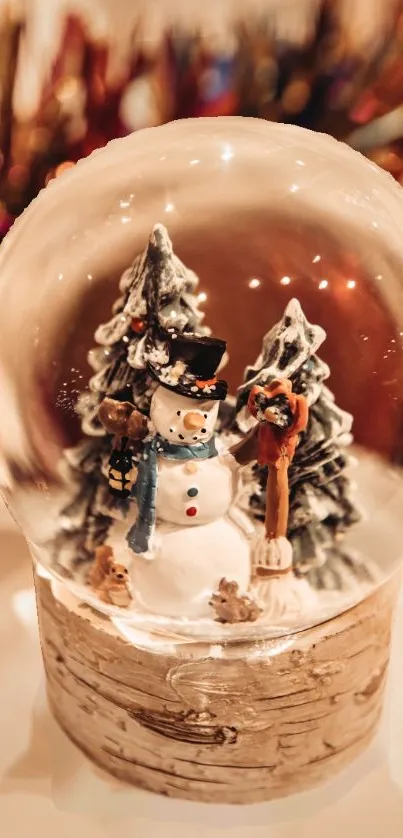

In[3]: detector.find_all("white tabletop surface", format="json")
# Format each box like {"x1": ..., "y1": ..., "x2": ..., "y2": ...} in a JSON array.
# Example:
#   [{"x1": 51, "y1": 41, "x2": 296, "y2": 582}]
[{"x1": 1, "y1": 503, "x2": 403, "y2": 838}]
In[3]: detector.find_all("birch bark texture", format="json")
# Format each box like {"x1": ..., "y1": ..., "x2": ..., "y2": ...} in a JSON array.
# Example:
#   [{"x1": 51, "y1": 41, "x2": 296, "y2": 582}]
[{"x1": 35, "y1": 568, "x2": 400, "y2": 804}]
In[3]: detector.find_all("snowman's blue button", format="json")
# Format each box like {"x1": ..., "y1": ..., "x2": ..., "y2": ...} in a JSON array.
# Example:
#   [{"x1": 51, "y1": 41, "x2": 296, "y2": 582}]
[{"x1": 187, "y1": 487, "x2": 199, "y2": 498}]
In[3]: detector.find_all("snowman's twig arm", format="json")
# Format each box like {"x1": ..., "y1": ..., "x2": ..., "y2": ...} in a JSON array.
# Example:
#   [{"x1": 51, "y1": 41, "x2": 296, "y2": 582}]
[{"x1": 229, "y1": 424, "x2": 259, "y2": 465}]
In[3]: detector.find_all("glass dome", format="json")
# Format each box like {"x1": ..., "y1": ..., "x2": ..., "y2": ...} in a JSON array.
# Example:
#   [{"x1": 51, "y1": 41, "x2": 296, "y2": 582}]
[{"x1": 0, "y1": 116, "x2": 403, "y2": 642}]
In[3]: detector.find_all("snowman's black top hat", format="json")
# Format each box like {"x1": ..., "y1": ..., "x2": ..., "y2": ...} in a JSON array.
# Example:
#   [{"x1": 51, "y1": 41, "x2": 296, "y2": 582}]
[{"x1": 148, "y1": 330, "x2": 228, "y2": 401}]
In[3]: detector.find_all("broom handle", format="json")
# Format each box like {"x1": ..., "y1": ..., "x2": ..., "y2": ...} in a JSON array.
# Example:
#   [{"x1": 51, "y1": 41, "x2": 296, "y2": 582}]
[{"x1": 265, "y1": 453, "x2": 290, "y2": 540}]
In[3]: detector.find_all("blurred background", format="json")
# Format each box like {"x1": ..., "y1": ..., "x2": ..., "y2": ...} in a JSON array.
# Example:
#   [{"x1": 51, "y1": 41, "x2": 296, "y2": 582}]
[
  {"x1": 2, "y1": 0, "x2": 403, "y2": 239},
  {"x1": 2, "y1": 4, "x2": 403, "y2": 834}
]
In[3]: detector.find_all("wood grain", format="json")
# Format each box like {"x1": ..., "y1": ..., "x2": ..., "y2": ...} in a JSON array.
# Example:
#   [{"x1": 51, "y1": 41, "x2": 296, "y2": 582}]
[{"x1": 34, "y1": 570, "x2": 400, "y2": 803}]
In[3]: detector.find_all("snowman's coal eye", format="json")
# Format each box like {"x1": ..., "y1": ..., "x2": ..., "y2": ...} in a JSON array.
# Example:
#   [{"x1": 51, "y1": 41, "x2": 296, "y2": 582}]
[
  {"x1": 203, "y1": 413, "x2": 208, "y2": 419},
  {"x1": 177, "y1": 411, "x2": 181, "y2": 416}
]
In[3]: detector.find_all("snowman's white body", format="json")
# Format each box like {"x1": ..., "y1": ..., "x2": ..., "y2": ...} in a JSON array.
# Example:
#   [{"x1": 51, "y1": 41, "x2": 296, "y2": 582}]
[
  {"x1": 129, "y1": 387, "x2": 252, "y2": 619},
  {"x1": 133, "y1": 452, "x2": 250, "y2": 618}
]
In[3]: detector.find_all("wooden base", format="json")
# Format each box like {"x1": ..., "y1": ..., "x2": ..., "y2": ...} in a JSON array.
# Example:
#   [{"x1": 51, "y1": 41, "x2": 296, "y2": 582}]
[{"x1": 34, "y1": 569, "x2": 400, "y2": 804}]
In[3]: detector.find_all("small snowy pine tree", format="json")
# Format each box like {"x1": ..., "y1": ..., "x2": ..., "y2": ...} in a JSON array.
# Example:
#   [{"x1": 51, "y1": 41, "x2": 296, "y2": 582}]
[
  {"x1": 235, "y1": 299, "x2": 361, "y2": 585},
  {"x1": 54, "y1": 223, "x2": 209, "y2": 571},
  {"x1": 77, "y1": 222, "x2": 208, "y2": 435},
  {"x1": 53, "y1": 438, "x2": 113, "y2": 572}
]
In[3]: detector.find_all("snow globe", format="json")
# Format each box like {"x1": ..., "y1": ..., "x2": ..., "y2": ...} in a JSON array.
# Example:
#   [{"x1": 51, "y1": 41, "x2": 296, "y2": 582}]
[{"x1": 0, "y1": 117, "x2": 402, "y2": 804}]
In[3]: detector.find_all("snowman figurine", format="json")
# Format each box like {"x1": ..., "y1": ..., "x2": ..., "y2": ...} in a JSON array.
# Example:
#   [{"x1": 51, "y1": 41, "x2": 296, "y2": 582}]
[{"x1": 122, "y1": 332, "x2": 255, "y2": 620}]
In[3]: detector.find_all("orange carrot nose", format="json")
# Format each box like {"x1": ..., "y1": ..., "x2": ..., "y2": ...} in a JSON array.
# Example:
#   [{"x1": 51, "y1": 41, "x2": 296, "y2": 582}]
[{"x1": 183, "y1": 412, "x2": 205, "y2": 431}]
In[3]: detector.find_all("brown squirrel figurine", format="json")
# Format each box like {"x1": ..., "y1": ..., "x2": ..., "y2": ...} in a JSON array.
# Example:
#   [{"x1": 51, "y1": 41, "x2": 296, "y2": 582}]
[
  {"x1": 88, "y1": 545, "x2": 133, "y2": 608},
  {"x1": 210, "y1": 578, "x2": 261, "y2": 624}
]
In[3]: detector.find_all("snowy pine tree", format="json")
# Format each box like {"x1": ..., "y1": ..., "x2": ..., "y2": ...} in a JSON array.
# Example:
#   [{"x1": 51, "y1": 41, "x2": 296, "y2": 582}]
[
  {"x1": 54, "y1": 223, "x2": 209, "y2": 570},
  {"x1": 235, "y1": 299, "x2": 361, "y2": 583},
  {"x1": 77, "y1": 222, "x2": 208, "y2": 435},
  {"x1": 53, "y1": 438, "x2": 114, "y2": 572}
]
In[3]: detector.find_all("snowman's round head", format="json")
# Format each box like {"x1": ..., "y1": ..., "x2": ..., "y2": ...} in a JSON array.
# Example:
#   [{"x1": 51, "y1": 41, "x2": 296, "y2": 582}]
[{"x1": 150, "y1": 386, "x2": 219, "y2": 444}]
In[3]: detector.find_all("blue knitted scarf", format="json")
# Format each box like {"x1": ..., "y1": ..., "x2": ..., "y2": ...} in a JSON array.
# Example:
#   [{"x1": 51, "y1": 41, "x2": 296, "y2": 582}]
[{"x1": 126, "y1": 434, "x2": 217, "y2": 555}]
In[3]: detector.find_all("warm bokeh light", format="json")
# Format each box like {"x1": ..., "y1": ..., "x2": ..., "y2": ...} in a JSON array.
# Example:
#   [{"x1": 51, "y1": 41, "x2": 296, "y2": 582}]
[
  {"x1": 2, "y1": 1, "x2": 403, "y2": 245},
  {"x1": 55, "y1": 161, "x2": 75, "y2": 177}
]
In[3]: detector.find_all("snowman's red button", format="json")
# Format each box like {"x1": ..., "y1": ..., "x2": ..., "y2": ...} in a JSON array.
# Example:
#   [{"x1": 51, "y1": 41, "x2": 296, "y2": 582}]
[{"x1": 186, "y1": 506, "x2": 198, "y2": 517}]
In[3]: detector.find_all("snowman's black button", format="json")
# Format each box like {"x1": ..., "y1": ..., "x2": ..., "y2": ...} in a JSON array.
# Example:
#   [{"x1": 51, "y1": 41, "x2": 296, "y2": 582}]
[{"x1": 187, "y1": 487, "x2": 199, "y2": 498}]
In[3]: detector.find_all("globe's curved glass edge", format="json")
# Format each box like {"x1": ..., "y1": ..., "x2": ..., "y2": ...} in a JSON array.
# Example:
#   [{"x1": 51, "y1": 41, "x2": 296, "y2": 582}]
[
  {"x1": 1, "y1": 118, "x2": 403, "y2": 479},
  {"x1": 1, "y1": 117, "x2": 403, "y2": 641}
]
